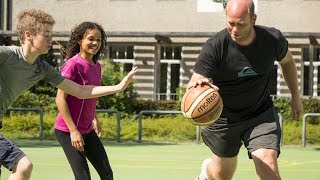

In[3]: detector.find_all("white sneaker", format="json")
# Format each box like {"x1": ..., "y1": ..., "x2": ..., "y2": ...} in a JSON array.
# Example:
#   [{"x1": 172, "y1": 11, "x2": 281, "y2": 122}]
[{"x1": 195, "y1": 158, "x2": 212, "y2": 180}]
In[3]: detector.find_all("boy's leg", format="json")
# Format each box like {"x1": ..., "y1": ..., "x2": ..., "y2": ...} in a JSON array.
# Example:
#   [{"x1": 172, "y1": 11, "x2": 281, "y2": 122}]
[
  {"x1": 9, "y1": 156, "x2": 33, "y2": 180},
  {"x1": 84, "y1": 131, "x2": 113, "y2": 180},
  {"x1": 0, "y1": 134, "x2": 32, "y2": 180},
  {"x1": 55, "y1": 130, "x2": 91, "y2": 180}
]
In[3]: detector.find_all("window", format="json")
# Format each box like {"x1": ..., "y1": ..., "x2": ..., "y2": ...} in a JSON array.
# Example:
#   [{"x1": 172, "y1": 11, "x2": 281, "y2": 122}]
[
  {"x1": 0, "y1": 0, "x2": 12, "y2": 30},
  {"x1": 302, "y1": 47, "x2": 320, "y2": 96},
  {"x1": 109, "y1": 45, "x2": 134, "y2": 73},
  {"x1": 0, "y1": 0, "x2": 3, "y2": 30},
  {"x1": 159, "y1": 46, "x2": 182, "y2": 100}
]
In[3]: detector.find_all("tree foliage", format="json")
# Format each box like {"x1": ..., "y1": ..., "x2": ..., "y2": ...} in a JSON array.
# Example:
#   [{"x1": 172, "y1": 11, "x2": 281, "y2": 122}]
[{"x1": 96, "y1": 60, "x2": 138, "y2": 114}]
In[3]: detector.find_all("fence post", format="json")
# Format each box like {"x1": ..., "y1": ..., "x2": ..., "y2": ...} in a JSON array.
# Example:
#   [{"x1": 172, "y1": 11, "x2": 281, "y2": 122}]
[
  {"x1": 95, "y1": 109, "x2": 121, "y2": 142},
  {"x1": 196, "y1": 126, "x2": 201, "y2": 144},
  {"x1": 7, "y1": 108, "x2": 43, "y2": 140},
  {"x1": 302, "y1": 113, "x2": 320, "y2": 147},
  {"x1": 278, "y1": 113, "x2": 283, "y2": 146}
]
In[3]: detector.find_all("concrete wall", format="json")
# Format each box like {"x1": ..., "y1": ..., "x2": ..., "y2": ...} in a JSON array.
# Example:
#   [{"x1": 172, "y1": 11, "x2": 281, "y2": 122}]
[{"x1": 8, "y1": 0, "x2": 320, "y2": 33}]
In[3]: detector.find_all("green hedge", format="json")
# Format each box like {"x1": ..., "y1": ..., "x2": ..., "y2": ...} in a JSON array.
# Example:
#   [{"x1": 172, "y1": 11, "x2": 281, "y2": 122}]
[
  {"x1": 2, "y1": 113, "x2": 320, "y2": 145},
  {"x1": 7, "y1": 88, "x2": 320, "y2": 144}
]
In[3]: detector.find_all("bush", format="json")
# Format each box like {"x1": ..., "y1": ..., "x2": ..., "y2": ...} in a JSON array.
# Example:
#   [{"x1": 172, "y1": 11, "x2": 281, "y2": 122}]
[
  {"x1": 96, "y1": 61, "x2": 138, "y2": 114},
  {"x1": 273, "y1": 97, "x2": 320, "y2": 124},
  {"x1": 10, "y1": 91, "x2": 56, "y2": 113},
  {"x1": 302, "y1": 97, "x2": 320, "y2": 124},
  {"x1": 134, "y1": 99, "x2": 180, "y2": 113},
  {"x1": 2, "y1": 113, "x2": 320, "y2": 145}
]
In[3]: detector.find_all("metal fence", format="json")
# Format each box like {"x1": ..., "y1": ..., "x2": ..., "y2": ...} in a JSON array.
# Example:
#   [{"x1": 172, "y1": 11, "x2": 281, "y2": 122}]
[
  {"x1": 7, "y1": 108, "x2": 44, "y2": 140},
  {"x1": 95, "y1": 109, "x2": 121, "y2": 142},
  {"x1": 4, "y1": 107, "x2": 320, "y2": 146},
  {"x1": 302, "y1": 113, "x2": 320, "y2": 147}
]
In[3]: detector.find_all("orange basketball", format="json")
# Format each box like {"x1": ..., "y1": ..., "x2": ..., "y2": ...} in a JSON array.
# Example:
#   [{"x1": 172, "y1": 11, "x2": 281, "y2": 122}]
[{"x1": 181, "y1": 85, "x2": 223, "y2": 126}]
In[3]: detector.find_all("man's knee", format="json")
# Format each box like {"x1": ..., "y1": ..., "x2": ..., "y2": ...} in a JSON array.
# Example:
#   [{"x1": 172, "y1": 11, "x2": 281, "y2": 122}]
[
  {"x1": 251, "y1": 148, "x2": 280, "y2": 180},
  {"x1": 207, "y1": 155, "x2": 237, "y2": 180}
]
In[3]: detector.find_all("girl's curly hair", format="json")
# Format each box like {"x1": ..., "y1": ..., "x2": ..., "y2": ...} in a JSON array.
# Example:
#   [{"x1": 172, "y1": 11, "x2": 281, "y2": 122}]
[{"x1": 62, "y1": 22, "x2": 107, "y2": 62}]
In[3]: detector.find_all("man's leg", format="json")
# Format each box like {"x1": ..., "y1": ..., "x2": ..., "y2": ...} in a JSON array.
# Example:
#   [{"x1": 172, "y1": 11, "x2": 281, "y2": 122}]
[
  {"x1": 197, "y1": 117, "x2": 243, "y2": 180},
  {"x1": 9, "y1": 156, "x2": 33, "y2": 180},
  {"x1": 251, "y1": 148, "x2": 280, "y2": 180},
  {"x1": 244, "y1": 107, "x2": 282, "y2": 180},
  {"x1": 203, "y1": 154, "x2": 237, "y2": 180}
]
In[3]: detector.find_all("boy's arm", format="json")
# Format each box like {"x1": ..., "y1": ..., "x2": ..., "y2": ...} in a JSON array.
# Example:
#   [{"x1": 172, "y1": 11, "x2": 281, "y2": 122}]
[{"x1": 56, "y1": 66, "x2": 137, "y2": 99}]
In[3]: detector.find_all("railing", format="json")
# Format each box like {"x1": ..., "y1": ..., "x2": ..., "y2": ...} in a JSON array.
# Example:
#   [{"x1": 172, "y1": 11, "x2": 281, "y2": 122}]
[
  {"x1": 302, "y1": 113, "x2": 320, "y2": 147},
  {"x1": 154, "y1": 93, "x2": 179, "y2": 101},
  {"x1": 95, "y1": 109, "x2": 121, "y2": 142},
  {"x1": 278, "y1": 113, "x2": 284, "y2": 146},
  {"x1": 7, "y1": 108, "x2": 44, "y2": 140},
  {"x1": 137, "y1": 110, "x2": 201, "y2": 143}
]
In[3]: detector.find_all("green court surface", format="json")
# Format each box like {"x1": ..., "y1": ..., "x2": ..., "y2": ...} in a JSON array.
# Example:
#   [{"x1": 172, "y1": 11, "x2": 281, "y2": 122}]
[{"x1": 1, "y1": 140, "x2": 320, "y2": 180}]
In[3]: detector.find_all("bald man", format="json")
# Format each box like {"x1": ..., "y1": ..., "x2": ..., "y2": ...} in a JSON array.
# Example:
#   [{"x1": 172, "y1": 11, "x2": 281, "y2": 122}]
[{"x1": 189, "y1": 0, "x2": 303, "y2": 179}]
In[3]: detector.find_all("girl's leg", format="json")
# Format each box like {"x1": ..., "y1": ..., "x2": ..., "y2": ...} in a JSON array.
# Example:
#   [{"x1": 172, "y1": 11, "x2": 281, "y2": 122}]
[
  {"x1": 55, "y1": 130, "x2": 91, "y2": 180},
  {"x1": 84, "y1": 131, "x2": 113, "y2": 180}
]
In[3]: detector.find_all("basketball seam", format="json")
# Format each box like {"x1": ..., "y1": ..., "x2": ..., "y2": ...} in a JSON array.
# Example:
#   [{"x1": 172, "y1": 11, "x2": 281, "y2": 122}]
[
  {"x1": 184, "y1": 88, "x2": 215, "y2": 118},
  {"x1": 182, "y1": 86, "x2": 210, "y2": 112},
  {"x1": 194, "y1": 97, "x2": 222, "y2": 119}
]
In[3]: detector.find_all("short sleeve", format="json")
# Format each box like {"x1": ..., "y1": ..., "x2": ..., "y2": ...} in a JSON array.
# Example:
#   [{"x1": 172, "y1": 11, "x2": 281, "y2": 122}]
[
  {"x1": 276, "y1": 31, "x2": 288, "y2": 61},
  {"x1": 41, "y1": 61, "x2": 65, "y2": 87},
  {"x1": 193, "y1": 38, "x2": 220, "y2": 79},
  {"x1": 60, "y1": 60, "x2": 78, "y2": 81},
  {"x1": 0, "y1": 46, "x2": 10, "y2": 65}
]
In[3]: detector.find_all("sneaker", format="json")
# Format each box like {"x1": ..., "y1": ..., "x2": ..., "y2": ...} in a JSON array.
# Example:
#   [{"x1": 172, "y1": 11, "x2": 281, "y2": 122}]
[{"x1": 195, "y1": 158, "x2": 212, "y2": 180}]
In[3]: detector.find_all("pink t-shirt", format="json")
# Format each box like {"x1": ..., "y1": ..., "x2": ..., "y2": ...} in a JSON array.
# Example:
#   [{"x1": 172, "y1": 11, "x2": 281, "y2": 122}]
[{"x1": 54, "y1": 54, "x2": 102, "y2": 134}]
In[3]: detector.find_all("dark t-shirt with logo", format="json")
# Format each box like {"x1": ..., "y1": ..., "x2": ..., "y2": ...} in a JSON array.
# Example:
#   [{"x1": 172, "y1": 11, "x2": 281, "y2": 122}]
[{"x1": 193, "y1": 25, "x2": 288, "y2": 123}]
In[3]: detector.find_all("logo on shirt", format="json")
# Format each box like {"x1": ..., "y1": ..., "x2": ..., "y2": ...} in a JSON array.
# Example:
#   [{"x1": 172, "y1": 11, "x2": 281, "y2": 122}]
[{"x1": 237, "y1": 66, "x2": 257, "y2": 78}]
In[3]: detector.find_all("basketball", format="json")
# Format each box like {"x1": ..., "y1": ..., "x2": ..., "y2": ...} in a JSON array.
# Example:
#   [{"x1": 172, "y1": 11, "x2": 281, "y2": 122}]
[{"x1": 181, "y1": 85, "x2": 223, "y2": 126}]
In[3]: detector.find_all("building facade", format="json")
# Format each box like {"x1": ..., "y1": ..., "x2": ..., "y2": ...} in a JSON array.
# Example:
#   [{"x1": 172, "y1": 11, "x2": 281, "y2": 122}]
[{"x1": 1, "y1": 0, "x2": 320, "y2": 99}]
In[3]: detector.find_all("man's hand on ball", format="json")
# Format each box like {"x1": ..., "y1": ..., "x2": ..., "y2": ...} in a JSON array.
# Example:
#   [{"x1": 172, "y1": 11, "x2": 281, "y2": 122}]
[{"x1": 188, "y1": 78, "x2": 219, "y2": 91}]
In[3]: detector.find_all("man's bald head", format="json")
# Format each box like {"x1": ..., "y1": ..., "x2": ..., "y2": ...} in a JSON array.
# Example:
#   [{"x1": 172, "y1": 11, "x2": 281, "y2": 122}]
[{"x1": 226, "y1": 0, "x2": 255, "y2": 18}]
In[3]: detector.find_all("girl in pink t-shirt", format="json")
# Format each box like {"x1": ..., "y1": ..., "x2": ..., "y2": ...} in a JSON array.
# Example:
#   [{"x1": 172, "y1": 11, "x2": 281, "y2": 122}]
[{"x1": 54, "y1": 22, "x2": 113, "y2": 180}]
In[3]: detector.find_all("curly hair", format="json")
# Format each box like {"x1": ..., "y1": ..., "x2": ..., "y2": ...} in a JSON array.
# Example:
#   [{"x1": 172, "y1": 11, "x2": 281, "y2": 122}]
[
  {"x1": 16, "y1": 9, "x2": 55, "y2": 44},
  {"x1": 64, "y1": 22, "x2": 107, "y2": 62}
]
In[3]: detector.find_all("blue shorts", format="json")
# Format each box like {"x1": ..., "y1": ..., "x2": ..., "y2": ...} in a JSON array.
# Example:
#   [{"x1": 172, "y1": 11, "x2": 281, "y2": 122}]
[
  {"x1": 201, "y1": 107, "x2": 281, "y2": 158},
  {"x1": 0, "y1": 134, "x2": 26, "y2": 171}
]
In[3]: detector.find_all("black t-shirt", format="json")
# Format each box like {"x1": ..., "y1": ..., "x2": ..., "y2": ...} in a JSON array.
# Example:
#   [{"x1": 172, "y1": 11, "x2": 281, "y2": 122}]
[{"x1": 193, "y1": 25, "x2": 288, "y2": 123}]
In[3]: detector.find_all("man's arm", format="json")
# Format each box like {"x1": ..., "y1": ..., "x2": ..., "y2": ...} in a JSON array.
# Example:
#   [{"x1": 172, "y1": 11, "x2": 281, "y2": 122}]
[
  {"x1": 56, "y1": 66, "x2": 137, "y2": 99},
  {"x1": 187, "y1": 72, "x2": 219, "y2": 91},
  {"x1": 278, "y1": 50, "x2": 303, "y2": 118}
]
